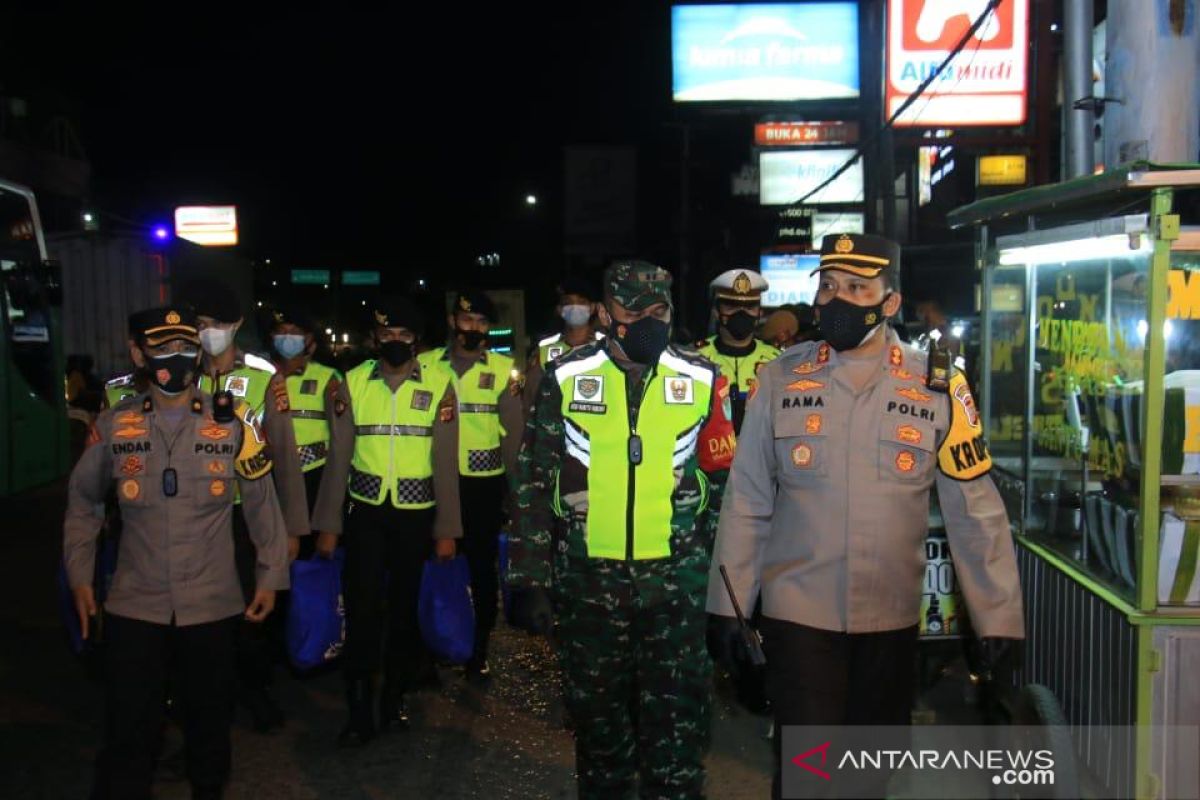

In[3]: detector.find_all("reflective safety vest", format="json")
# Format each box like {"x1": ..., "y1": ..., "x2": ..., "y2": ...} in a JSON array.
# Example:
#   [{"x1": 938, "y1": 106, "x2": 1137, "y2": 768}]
[
  {"x1": 197, "y1": 352, "x2": 276, "y2": 420},
  {"x1": 345, "y1": 359, "x2": 451, "y2": 509},
  {"x1": 284, "y1": 360, "x2": 340, "y2": 472},
  {"x1": 422, "y1": 347, "x2": 513, "y2": 477},
  {"x1": 105, "y1": 373, "x2": 138, "y2": 408},
  {"x1": 696, "y1": 336, "x2": 779, "y2": 396},
  {"x1": 555, "y1": 347, "x2": 714, "y2": 561},
  {"x1": 537, "y1": 331, "x2": 604, "y2": 368}
]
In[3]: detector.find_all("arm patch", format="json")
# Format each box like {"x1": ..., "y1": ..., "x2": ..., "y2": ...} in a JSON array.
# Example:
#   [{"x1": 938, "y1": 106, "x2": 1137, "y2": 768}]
[
  {"x1": 234, "y1": 401, "x2": 273, "y2": 479},
  {"x1": 936, "y1": 371, "x2": 991, "y2": 480},
  {"x1": 269, "y1": 374, "x2": 290, "y2": 413}
]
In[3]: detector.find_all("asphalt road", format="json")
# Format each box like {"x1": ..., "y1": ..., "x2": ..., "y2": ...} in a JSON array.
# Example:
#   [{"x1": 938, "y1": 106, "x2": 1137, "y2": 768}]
[{"x1": 0, "y1": 481, "x2": 773, "y2": 799}]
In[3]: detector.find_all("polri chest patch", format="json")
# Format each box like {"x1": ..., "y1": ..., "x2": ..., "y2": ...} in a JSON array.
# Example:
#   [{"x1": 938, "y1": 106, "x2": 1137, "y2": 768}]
[
  {"x1": 300, "y1": 379, "x2": 318, "y2": 395},
  {"x1": 478, "y1": 372, "x2": 495, "y2": 390},
  {"x1": 411, "y1": 389, "x2": 433, "y2": 411}
]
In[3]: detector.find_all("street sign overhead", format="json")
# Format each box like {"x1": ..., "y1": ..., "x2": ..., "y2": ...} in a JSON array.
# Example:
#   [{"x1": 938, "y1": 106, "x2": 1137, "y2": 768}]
[
  {"x1": 291, "y1": 269, "x2": 331, "y2": 285},
  {"x1": 342, "y1": 270, "x2": 381, "y2": 286}
]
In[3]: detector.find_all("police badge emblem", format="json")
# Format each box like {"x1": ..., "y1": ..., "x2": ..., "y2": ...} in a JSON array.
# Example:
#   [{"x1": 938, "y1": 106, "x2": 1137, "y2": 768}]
[
  {"x1": 576, "y1": 376, "x2": 601, "y2": 400},
  {"x1": 665, "y1": 376, "x2": 694, "y2": 404},
  {"x1": 733, "y1": 272, "x2": 752, "y2": 295}
]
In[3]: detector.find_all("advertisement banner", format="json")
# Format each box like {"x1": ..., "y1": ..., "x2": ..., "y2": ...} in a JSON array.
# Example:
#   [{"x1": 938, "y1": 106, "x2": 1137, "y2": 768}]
[
  {"x1": 672, "y1": 3, "x2": 860, "y2": 102},
  {"x1": 760, "y1": 253, "x2": 820, "y2": 307},
  {"x1": 886, "y1": 0, "x2": 1030, "y2": 127},
  {"x1": 174, "y1": 205, "x2": 238, "y2": 246},
  {"x1": 755, "y1": 121, "x2": 860, "y2": 146},
  {"x1": 760, "y1": 149, "x2": 863, "y2": 205}
]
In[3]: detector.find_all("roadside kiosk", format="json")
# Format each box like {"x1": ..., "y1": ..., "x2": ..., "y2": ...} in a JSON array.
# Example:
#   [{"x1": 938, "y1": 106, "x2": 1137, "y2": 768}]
[{"x1": 948, "y1": 163, "x2": 1200, "y2": 799}]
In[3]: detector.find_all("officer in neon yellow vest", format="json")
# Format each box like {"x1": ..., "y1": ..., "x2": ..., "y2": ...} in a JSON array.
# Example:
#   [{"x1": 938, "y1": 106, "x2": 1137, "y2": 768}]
[
  {"x1": 696, "y1": 268, "x2": 779, "y2": 434},
  {"x1": 189, "y1": 282, "x2": 309, "y2": 733},
  {"x1": 521, "y1": 274, "x2": 604, "y2": 419},
  {"x1": 268, "y1": 304, "x2": 342, "y2": 523},
  {"x1": 420, "y1": 289, "x2": 523, "y2": 680},
  {"x1": 507, "y1": 261, "x2": 736, "y2": 799},
  {"x1": 311, "y1": 296, "x2": 462, "y2": 746}
]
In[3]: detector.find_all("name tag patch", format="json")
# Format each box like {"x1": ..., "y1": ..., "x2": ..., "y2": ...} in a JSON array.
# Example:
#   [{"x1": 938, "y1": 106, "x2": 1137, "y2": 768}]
[
  {"x1": 664, "y1": 376, "x2": 694, "y2": 404},
  {"x1": 569, "y1": 401, "x2": 607, "y2": 414},
  {"x1": 547, "y1": 345, "x2": 565, "y2": 361},
  {"x1": 573, "y1": 375, "x2": 604, "y2": 403}
]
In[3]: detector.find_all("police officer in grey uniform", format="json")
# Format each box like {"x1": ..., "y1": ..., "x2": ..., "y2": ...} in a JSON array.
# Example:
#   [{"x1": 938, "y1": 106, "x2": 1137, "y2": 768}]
[
  {"x1": 706, "y1": 234, "x2": 1024, "y2": 795},
  {"x1": 63, "y1": 307, "x2": 289, "y2": 800}
]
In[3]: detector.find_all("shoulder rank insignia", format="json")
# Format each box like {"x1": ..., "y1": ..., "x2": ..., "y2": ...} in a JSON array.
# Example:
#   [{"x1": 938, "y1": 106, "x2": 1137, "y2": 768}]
[
  {"x1": 817, "y1": 343, "x2": 831, "y2": 364},
  {"x1": 890, "y1": 345, "x2": 903, "y2": 367}
]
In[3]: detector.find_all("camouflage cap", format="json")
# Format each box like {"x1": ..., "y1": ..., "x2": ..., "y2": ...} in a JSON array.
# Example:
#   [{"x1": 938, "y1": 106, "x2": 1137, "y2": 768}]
[{"x1": 604, "y1": 259, "x2": 673, "y2": 312}]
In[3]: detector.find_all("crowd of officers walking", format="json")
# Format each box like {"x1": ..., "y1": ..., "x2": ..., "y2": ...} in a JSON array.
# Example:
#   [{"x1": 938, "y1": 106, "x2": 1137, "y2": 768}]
[{"x1": 62, "y1": 232, "x2": 1025, "y2": 800}]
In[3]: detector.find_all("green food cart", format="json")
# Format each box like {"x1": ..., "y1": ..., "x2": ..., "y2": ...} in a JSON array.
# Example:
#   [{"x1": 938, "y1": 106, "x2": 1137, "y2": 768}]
[{"x1": 948, "y1": 163, "x2": 1200, "y2": 799}]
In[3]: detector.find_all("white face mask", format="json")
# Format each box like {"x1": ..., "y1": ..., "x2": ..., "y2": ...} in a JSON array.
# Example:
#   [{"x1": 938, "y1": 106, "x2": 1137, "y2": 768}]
[
  {"x1": 199, "y1": 326, "x2": 235, "y2": 356},
  {"x1": 561, "y1": 304, "x2": 591, "y2": 327}
]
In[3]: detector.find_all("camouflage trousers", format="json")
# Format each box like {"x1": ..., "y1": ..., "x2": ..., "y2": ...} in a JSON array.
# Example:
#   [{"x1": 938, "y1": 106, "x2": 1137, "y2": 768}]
[{"x1": 555, "y1": 580, "x2": 711, "y2": 800}]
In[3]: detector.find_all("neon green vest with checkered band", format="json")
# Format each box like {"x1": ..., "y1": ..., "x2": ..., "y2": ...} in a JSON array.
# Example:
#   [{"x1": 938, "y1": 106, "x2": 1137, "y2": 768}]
[
  {"x1": 556, "y1": 348, "x2": 713, "y2": 560},
  {"x1": 345, "y1": 359, "x2": 450, "y2": 510},
  {"x1": 285, "y1": 360, "x2": 339, "y2": 472},
  {"x1": 423, "y1": 347, "x2": 513, "y2": 477}
]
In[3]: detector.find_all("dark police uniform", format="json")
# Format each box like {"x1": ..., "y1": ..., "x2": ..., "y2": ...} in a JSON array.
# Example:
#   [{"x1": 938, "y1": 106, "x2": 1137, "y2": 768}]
[{"x1": 63, "y1": 308, "x2": 288, "y2": 799}]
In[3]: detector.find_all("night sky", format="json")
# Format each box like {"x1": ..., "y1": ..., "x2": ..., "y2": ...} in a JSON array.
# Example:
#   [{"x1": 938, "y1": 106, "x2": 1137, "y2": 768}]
[{"x1": 3, "y1": 2, "x2": 676, "y2": 278}]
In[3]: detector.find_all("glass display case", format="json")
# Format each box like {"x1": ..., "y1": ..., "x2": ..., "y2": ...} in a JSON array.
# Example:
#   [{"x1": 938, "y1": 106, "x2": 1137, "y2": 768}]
[{"x1": 948, "y1": 164, "x2": 1200, "y2": 799}]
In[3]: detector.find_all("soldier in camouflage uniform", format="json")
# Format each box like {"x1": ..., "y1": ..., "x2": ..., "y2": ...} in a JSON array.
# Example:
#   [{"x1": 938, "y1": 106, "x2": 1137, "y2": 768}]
[{"x1": 508, "y1": 260, "x2": 735, "y2": 800}]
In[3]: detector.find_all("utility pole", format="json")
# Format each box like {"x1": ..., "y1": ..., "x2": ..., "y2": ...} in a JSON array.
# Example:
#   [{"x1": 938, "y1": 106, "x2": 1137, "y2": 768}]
[{"x1": 1063, "y1": 0, "x2": 1095, "y2": 178}]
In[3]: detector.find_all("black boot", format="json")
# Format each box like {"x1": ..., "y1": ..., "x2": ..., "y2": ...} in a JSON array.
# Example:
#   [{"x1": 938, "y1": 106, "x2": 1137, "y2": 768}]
[
  {"x1": 378, "y1": 682, "x2": 410, "y2": 732},
  {"x1": 337, "y1": 675, "x2": 376, "y2": 748}
]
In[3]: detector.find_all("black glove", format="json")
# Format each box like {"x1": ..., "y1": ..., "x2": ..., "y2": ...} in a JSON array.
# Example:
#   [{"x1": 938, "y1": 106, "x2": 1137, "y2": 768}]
[
  {"x1": 969, "y1": 636, "x2": 1024, "y2": 682},
  {"x1": 508, "y1": 588, "x2": 554, "y2": 636},
  {"x1": 706, "y1": 614, "x2": 744, "y2": 673}
]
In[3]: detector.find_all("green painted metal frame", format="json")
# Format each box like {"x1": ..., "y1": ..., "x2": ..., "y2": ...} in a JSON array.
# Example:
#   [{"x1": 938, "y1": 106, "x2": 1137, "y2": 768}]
[{"x1": 962, "y1": 173, "x2": 1200, "y2": 800}]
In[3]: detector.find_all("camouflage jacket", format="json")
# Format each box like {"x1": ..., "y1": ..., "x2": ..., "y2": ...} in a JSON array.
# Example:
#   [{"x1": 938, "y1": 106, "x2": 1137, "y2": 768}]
[{"x1": 508, "y1": 341, "x2": 735, "y2": 607}]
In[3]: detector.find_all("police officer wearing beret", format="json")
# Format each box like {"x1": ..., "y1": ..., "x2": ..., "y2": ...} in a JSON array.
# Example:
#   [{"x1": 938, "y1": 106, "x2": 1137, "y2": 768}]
[
  {"x1": 268, "y1": 303, "x2": 343, "y2": 522},
  {"x1": 187, "y1": 280, "x2": 309, "y2": 732},
  {"x1": 420, "y1": 289, "x2": 524, "y2": 679},
  {"x1": 64, "y1": 307, "x2": 289, "y2": 799},
  {"x1": 706, "y1": 233, "x2": 1024, "y2": 796},
  {"x1": 312, "y1": 297, "x2": 463, "y2": 745},
  {"x1": 697, "y1": 269, "x2": 780, "y2": 433}
]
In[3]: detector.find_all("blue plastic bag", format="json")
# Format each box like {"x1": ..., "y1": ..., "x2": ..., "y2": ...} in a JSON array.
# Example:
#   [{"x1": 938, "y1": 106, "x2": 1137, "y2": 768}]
[
  {"x1": 418, "y1": 556, "x2": 475, "y2": 664},
  {"x1": 286, "y1": 551, "x2": 346, "y2": 671}
]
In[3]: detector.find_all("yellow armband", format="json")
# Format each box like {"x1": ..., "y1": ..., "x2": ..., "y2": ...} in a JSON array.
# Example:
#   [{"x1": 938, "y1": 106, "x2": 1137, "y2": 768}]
[
  {"x1": 937, "y1": 371, "x2": 992, "y2": 481},
  {"x1": 234, "y1": 401, "x2": 273, "y2": 480}
]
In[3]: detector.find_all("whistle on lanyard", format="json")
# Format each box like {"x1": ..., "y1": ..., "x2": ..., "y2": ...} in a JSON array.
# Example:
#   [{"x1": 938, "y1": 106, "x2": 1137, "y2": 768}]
[{"x1": 628, "y1": 433, "x2": 643, "y2": 466}]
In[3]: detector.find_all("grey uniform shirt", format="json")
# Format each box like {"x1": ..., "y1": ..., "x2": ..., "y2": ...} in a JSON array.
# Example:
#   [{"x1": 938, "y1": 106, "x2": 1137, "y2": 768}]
[
  {"x1": 707, "y1": 328, "x2": 1025, "y2": 638},
  {"x1": 311, "y1": 362, "x2": 464, "y2": 540},
  {"x1": 63, "y1": 391, "x2": 290, "y2": 627}
]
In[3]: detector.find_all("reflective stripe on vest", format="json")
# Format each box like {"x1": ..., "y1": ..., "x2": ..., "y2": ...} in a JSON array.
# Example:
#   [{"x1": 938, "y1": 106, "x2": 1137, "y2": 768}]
[
  {"x1": 557, "y1": 348, "x2": 713, "y2": 560},
  {"x1": 345, "y1": 359, "x2": 449, "y2": 509},
  {"x1": 286, "y1": 361, "x2": 338, "y2": 472},
  {"x1": 539, "y1": 331, "x2": 604, "y2": 368},
  {"x1": 423, "y1": 347, "x2": 514, "y2": 477}
]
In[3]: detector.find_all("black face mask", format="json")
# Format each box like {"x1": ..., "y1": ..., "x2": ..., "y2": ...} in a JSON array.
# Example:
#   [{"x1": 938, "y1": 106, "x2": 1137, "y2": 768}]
[
  {"x1": 815, "y1": 294, "x2": 890, "y2": 351},
  {"x1": 148, "y1": 352, "x2": 199, "y2": 395},
  {"x1": 379, "y1": 340, "x2": 414, "y2": 367},
  {"x1": 721, "y1": 310, "x2": 757, "y2": 341},
  {"x1": 610, "y1": 316, "x2": 671, "y2": 364},
  {"x1": 456, "y1": 328, "x2": 486, "y2": 351}
]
